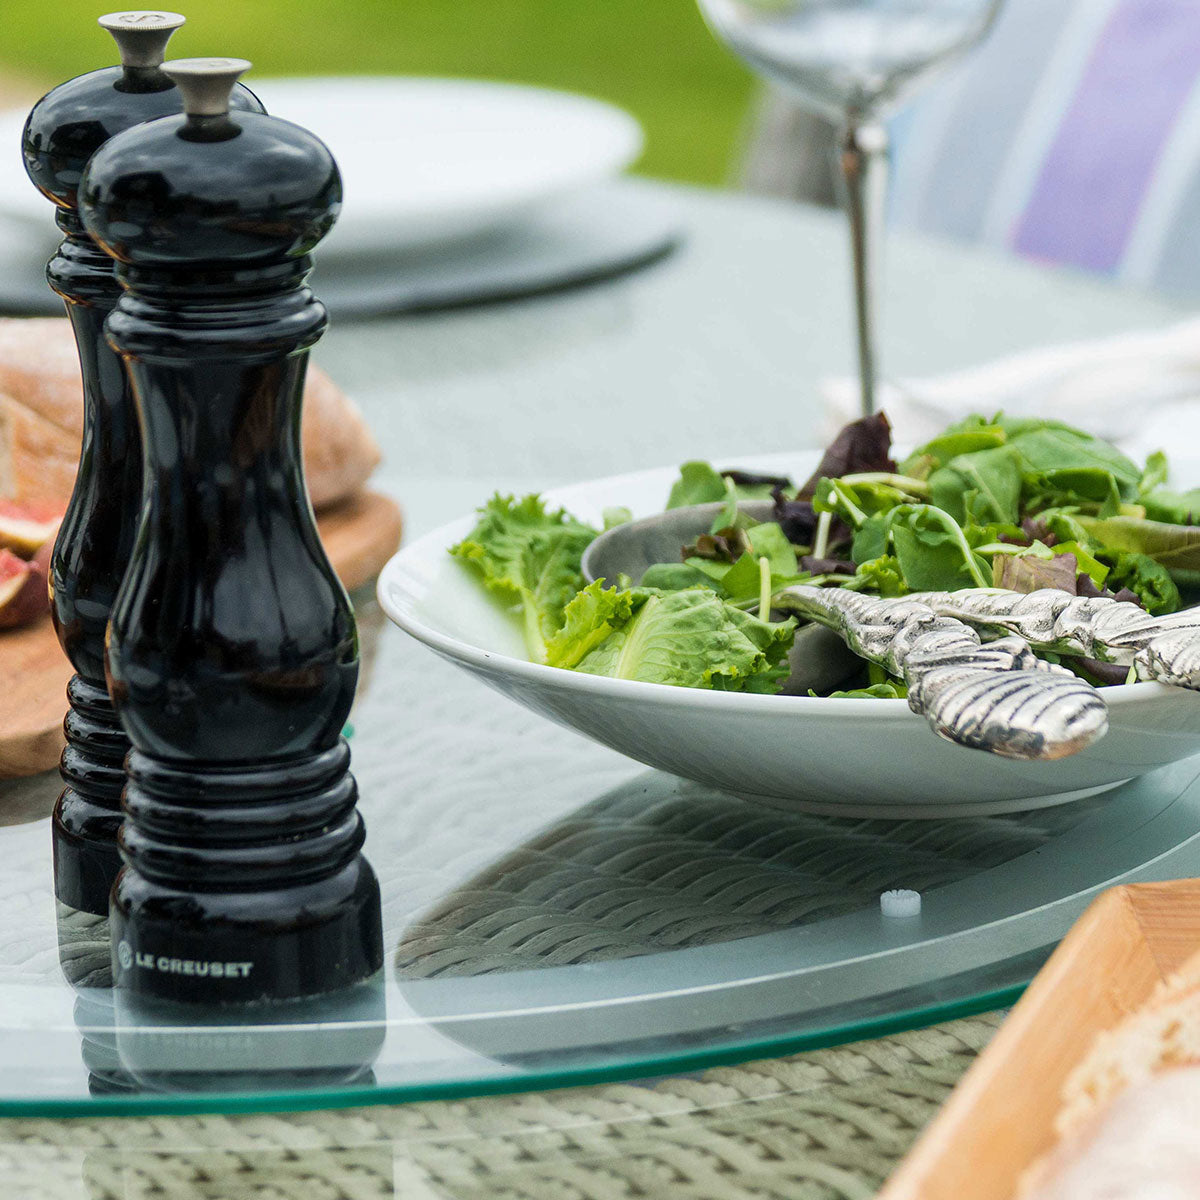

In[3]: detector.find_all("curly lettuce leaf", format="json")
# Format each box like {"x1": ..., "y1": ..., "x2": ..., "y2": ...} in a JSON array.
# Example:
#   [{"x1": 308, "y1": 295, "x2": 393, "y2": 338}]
[
  {"x1": 545, "y1": 580, "x2": 636, "y2": 669},
  {"x1": 450, "y1": 494, "x2": 597, "y2": 663},
  {"x1": 1103, "y1": 550, "x2": 1181, "y2": 614},
  {"x1": 849, "y1": 555, "x2": 908, "y2": 596},
  {"x1": 549, "y1": 583, "x2": 795, "y2": 693}
]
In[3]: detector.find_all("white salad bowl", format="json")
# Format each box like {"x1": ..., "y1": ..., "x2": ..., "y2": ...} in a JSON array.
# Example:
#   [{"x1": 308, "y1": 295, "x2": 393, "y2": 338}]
[{"x1": 378, "y1": 452, "x2": 1200, "y2": 817}]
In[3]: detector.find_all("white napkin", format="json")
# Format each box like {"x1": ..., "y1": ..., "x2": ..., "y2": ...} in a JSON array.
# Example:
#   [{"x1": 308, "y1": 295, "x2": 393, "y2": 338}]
[{"x1": 822, "y1": 316, "x2": 1200, "y2": 463}]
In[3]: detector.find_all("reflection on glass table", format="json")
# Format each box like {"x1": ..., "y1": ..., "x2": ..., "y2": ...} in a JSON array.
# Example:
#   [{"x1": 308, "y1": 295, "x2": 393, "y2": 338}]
[{"x1": 4, "y1": 599, "x2": 1200, "y2": 1114}]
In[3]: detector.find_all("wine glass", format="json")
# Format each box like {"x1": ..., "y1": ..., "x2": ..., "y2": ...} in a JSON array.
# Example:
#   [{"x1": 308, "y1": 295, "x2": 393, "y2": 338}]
[{"x1": 698, "y1": 0, "x2": 1005, "y2": 416}]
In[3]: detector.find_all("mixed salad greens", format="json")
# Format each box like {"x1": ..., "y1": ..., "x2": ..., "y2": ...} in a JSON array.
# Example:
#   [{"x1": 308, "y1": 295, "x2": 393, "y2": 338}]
[{"x1": 451, "y1": 413, "x2": 1200, "y2": 698}]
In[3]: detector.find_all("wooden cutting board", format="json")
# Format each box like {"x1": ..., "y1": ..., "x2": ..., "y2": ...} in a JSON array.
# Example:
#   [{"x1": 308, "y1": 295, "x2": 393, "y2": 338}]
[
  {"x1": 0, "y1": 489, "x2": 402, "y2": 779},
  {"x1": 881, "y1": 878, "x2": 1200, "y2": 1200}
]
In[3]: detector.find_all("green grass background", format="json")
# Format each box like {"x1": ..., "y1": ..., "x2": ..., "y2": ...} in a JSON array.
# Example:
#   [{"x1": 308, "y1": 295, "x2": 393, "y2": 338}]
[{"x1": 0, "y1": 0, "x2": 757, "y2": 184}]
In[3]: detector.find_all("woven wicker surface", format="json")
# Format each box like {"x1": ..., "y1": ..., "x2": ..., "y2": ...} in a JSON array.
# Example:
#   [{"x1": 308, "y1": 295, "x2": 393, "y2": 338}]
[{"x1": 0, "y1": 1013, "x2": 1001, "y2": 1200}]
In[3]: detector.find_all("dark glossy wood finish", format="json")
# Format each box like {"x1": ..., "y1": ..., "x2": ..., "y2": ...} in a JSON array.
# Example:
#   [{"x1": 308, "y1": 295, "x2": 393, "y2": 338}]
[
  {"x1": 22, "y1": 57, "x2": 264, "y2": 917},
  {"x1": 80, "y1": 85, "x2": 382, "y2": 1003}
]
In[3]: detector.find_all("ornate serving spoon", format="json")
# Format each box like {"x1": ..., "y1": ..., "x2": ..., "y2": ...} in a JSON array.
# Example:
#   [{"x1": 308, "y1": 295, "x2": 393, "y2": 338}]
[
  {"x1": 773, "y1": 587, "x2": 1109, "y2": 762},
  {"x1": 909, "y1": 589, "x2": 1200, "y2": 690}
]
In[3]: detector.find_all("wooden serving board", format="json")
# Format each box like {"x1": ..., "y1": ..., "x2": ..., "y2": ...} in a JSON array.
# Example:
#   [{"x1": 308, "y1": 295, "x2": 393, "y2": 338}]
[
  {"x1": 881, "y1": 878, "x2": 1200, "y2": 1200},
  {"x1": 0, "y1": 489, "x2": 402, "y2": 780}
]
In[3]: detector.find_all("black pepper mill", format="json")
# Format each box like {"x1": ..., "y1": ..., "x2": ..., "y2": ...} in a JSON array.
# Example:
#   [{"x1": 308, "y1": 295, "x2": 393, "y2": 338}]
[
  {"x1": 22, "y1": 12, "x2": 265, "y2": 919},
  {"x1": 80, "y1": 58, "x2": 383, "y2": 1004}
]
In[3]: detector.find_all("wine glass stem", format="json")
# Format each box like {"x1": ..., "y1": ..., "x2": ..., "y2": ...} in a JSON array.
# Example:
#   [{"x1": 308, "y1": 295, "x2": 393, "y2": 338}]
[{"x1": 837, "y1": 120, "x2": 889, "y2": 418}]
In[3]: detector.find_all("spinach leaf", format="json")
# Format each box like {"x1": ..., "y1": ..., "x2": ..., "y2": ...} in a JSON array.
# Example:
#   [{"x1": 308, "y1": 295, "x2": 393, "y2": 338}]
[
  {"x1": 888, "y1": 505, "x2": 991, "y2": 591},
  {"x1": 1024, "y1": 467, "x2": 1123, "y2": 517},
  {"x1": 1139, "y1": 451, "x2": 1169, "y2": 496},
  {"x1": 825, "y1": 682, "x2": 908, "y2": 699},
  {"x1": 640, "y1": 562, "x2": 721, "y2": 591},
  {"x1": 851, "y1": 515, "x2": 890, "y2": 564},
  {"x1": 695, "y1": 548, "x2": 805, "y2": 607},
  {"x1": 717, "y1": 553, "x2": 769, "y2": 603},
  {"x1": 929, "y1": 444, "x2": 1024, "y2": 525},
  {"x1": 747, "y1": 522, "x2": 799, "y2": 575},
  {"x1": 1078, "y1": 515, "x2": 1200, "y2": 580},
  {"x1": 901, "y1": 422, "x2": 1007, "y2": 474},
  {"x1": 1045, "y1": 540, "x2": 1109, "y2": 588},
  {"x1": 842, "y1": 502, "x2": 988, "y2": 590},
  {"x1": 710, "y1": 474, "x2": 744, "y2": 532},
  {"x1": 666, "y1": 461, "x2": 728, "y2": 509},
  {"x1": 663, "y1": 523, "x2": 800, "y2": 603},
  {"x1": 666, "y1": 462, "x2": 787, "y2": 515},
  {"x1": 683, "y1": 555, "x2": 736, "y2": 583},
  {"x1": 1141, "y1": 487, "x2": 1200, "y2": 526},
  {"x1": 1005, "y1": 422, "x2": 1142, "y2": 498},
  {"x1": 919, "y1": 416, "x2": 1141, "y2": 528}
]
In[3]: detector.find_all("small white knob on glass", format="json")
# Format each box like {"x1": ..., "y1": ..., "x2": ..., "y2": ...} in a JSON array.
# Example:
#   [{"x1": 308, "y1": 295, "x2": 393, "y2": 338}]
[{"x1": 880, "y1": 889, "x2": 922, "y2": 919}]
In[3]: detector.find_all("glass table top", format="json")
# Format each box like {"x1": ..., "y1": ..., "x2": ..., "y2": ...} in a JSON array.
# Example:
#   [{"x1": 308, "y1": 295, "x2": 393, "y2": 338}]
[{"x1": 5, "y1": 592, "x2": 1200, "y2": 1115}]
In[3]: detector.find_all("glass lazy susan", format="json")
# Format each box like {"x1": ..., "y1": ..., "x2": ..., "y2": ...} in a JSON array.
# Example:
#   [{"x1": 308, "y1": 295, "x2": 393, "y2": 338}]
[{"x1": 3, "y1": 602, "x2": 1200, "y2": 1116}]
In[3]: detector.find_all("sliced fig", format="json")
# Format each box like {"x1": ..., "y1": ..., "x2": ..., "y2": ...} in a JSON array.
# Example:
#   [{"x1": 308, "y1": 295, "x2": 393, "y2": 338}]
[
  {"x1": 0, "y1": 499, "x2": 64, "y2": 558},
  {"x1": 0, "y1": 547, "x2": 49, "y2": 630}
]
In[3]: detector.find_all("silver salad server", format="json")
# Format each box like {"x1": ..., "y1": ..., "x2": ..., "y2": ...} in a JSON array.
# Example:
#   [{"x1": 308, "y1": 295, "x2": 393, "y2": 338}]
[{"x1": 773, "y1": 587, "x2": 1110, "y2": 762}]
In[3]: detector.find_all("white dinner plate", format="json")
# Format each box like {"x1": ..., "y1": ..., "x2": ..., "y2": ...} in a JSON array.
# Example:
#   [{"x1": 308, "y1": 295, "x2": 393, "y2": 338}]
[
  {"x1": 378, "y1": 451, "x2": 1200, "y2": 817},
  {"x1": 0, "y1": 76, "x2": 644, "y2": 257}
]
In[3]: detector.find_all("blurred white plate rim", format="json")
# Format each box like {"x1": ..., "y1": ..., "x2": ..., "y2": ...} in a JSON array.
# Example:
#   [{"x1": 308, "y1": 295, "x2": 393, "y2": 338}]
[{"x1": 1, "y1": 75, "x2": 645, "y2": 254}]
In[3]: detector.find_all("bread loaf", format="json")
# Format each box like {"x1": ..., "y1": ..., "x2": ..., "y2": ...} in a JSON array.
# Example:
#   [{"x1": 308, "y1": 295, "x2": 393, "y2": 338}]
[
  {"x1": 1020, "y1": 947, "x2": 1200, "y2": 1199},
  {"x1": 1021, "y1": 1066, "x2": 1200, "y2": 1199},
  {"x1": 0, "y1": 317, "x2": 379, "y2": 511},
  {"x1": 1052, "y1": 948, "x2": 1200, "y2": 1142}
]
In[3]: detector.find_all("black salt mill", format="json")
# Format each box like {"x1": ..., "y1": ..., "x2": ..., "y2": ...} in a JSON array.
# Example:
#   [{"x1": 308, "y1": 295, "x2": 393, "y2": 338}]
[
  {"x1": 21, "y1": 12, "x2": 264, "y2": 918},
  {"x1": 80, "y1": 58, "x2": 382, "y2": 1004}
]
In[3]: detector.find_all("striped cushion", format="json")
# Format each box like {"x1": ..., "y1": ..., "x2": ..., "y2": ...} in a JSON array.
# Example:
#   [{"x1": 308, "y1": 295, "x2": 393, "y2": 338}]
[{"x1": 889, "y1": 0, "x2": 1200, "y2": 297}]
